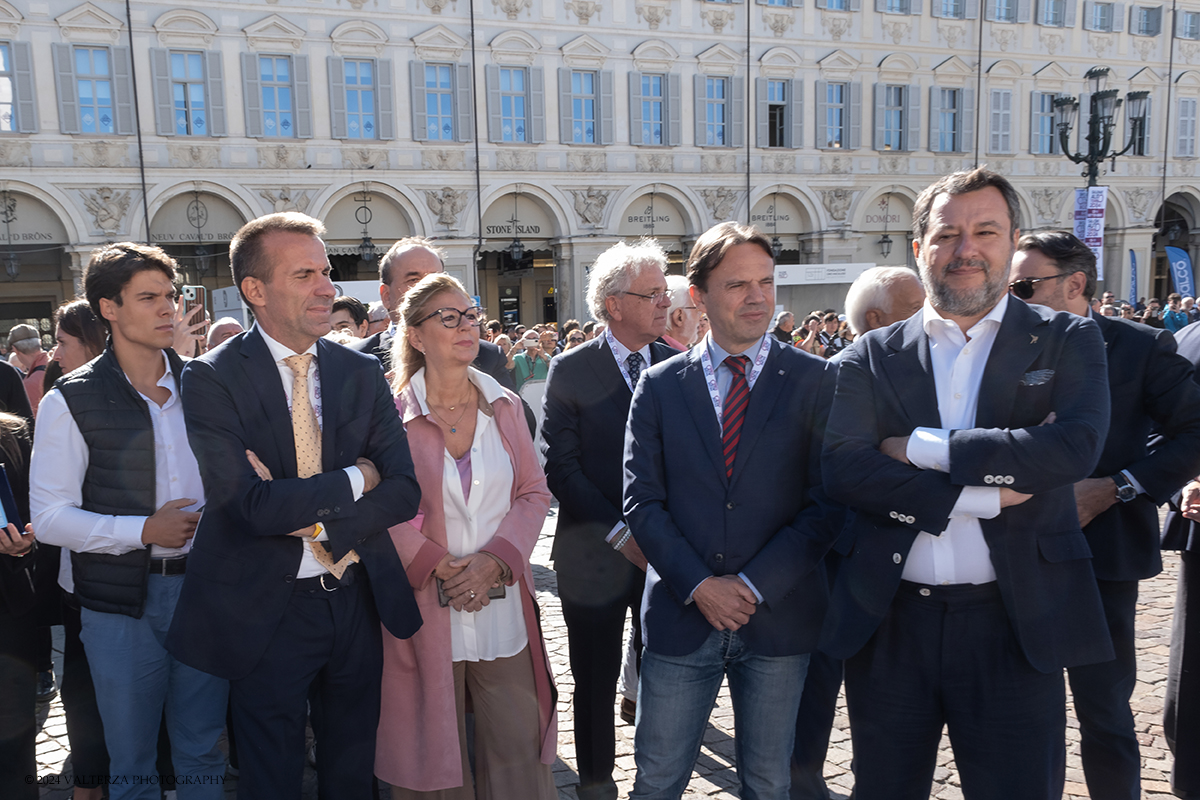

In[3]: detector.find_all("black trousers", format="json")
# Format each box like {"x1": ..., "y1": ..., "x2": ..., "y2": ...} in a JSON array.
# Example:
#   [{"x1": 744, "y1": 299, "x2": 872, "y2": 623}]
[
  {"x1": 0, "y1": 604, "x2": 37, "y2": 800},
  {"x1": 844, "y1": 581, "x2": 1066, "y2": 800},
  {"x1": 61, "y1": 593, "x2": 110, "y2": 787},
  {"x1": 230, "y1": 574, "x2": 382, "y2": 800},
  {"x1": 1066, "y1": 579, "x2": 1141, "y2": 800},
  {"x1": 1167, "y1": 550, "x2": 1200, "y2": 798},
  {"x1": 559, "y1": 569, "x2": 645, "y2": 800}
]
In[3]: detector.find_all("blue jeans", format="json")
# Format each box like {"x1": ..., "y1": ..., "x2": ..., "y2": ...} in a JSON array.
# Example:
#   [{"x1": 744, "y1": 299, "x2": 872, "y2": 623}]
[
  {"x1": 631, "y1": 629, "x2": 810, "y2": 800},
  {"x1": 80, "y1": 575, "x2": 228, "y2": 800}
]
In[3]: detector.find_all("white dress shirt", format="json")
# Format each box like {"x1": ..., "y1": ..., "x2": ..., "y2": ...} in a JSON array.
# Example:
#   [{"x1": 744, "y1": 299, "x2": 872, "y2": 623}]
[
  {"x1": 258, "y1": 327, "x2": 365, "y2": 579},
  {"x1": 31, "y1": 352, "x2": 204, "y2": 593},
  {"x1": 900, "y1": 295, "x2": 1010, "y2": 586}
]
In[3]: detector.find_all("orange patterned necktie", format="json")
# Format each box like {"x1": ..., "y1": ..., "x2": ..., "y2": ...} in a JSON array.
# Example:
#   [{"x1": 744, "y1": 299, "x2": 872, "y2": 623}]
[{"x1": 284, "y1": 354, "x2": 359, "y2": 579}]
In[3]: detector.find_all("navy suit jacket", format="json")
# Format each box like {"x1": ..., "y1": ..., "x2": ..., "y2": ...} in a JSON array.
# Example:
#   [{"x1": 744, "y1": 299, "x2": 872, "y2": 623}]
[
  {"x1": 821, "y1": 299, "x2": 1114, "y2": 673},
  {"x1": 1083, "y1": 314, "x2": 1200, "y2": 580},
  {"x1": 623, "y1": 339, "x2": 842, "y2": 658},
  {"x1": 1162, "y1": 322, "x2": 1200, "y2": 554},
  {"x1": 542, "y1": 336, "x2": 676, "y2": 606},
  {"x1": 166, "y1": 328, "x2": 422, "y2": 680}
]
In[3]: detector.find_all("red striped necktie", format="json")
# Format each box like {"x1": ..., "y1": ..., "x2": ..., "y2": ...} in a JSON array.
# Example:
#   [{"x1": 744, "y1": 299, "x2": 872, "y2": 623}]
[{"x1": 722, "y1": 355, "x2": 750, "y2": 479}]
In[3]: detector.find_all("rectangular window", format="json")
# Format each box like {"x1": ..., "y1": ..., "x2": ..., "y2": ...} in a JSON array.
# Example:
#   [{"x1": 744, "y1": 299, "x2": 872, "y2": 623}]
[
  {"x1": 941, "y1": 0, "x2": 964, "y2": 16},
  {"x1": 1032, "y1": 92, "x2": 1061, "y2": 154},
  {"x1": 767, "y1": 0, "x2": 792, "y2": 6},
  {"x1": 642, "y1": 73, "x2": 665, "y2": 145},
  {"x1": 343, "y1": 59, "x2": 375, "y2": 139},
  {"x1": 499, "y1": 67, "x2": 527, "y2": 142},
  {"x1": 76, "y1": 46, "x2": 114, "y2": 134},
  {"x1": 994, "y1": 0, "x2": 1017, "y2": 21},
  {"x1": 1041, "y1": 0, "x2": 1066, "y2": 24},
  {"x1": 425, "y1": 64, "x2": 455, "y2": 141},
  {"x1": 704, "y1": 77, "x2": 727, "y2": 146},
  {"x1": 1180, "y1": 97, "x2": 1198, "y2": 157},
  {"x1": 826, "y1": 0, "x2": 849, "y2": 8},
  {"x1": 1183, "y1": 11, "x2": 1200, "y2": 37},
  {"x1": 1135, "y1": 5, "x2": 1163, "y2": 34},
  {"x1": 260, "y1": 55, "x2": 294, "y2": 138},
  {"x1": 1130, "y1": 100, "x2": 1150, "y2": 155},
  {"x1": 169, "y1": 51, "x2": 207, "y2": 136},
  {"x1": 824, "y1": 82, "x2": 847, "y2": 149},
  {"x1": 886, "y1": 0, "x2": 910, "y2": 12},
  {"x1": 0, "y1": 43, "x2": 13, "y2": 133},
  {"x1": 939, "y1": 88, "x2": 959, "y2": 152},
  {"x1": 767, "y1": 80, "x2": 787, "y2": 148},
  {"x1": 990, "y1": 89, "x2": 1012, "y2": 153},
  {"x1": 882, "y1": 85, "x2": 904, "y2": 150},
  {"x1": 1090, "y1": 1, "x2": 1113, "y2": 28},
  {"x1": 570, "y1": 70, "x2": 596, "y2": 144}
]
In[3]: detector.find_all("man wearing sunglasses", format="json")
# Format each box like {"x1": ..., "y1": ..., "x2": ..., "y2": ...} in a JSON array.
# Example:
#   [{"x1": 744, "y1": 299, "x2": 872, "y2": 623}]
[
  {"x1": 1009, "y1": 230, "x2": 1200, "y2": 800},
  {"x1": 822, "y1": 169, "x2": 1114, "y2": 800}
]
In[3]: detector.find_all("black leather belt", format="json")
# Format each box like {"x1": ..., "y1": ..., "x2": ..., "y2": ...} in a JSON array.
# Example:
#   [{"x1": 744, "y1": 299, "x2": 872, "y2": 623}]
[
  {"x1": 149, "y1": 556, "x2": 187, "y2": 576},
  {"x1": 294, "y1": 563, "x2": 361, "y2": 593}
]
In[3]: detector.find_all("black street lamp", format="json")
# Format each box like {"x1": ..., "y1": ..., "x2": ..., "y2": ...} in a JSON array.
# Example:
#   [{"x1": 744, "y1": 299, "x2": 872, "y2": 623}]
[{"x1": 1054, "y1": 67, "x2": 1151, "y2": 187}]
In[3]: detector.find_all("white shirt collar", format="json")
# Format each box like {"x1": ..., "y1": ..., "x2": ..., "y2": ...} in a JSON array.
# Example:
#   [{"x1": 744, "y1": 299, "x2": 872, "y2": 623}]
[
  {"x1": 921, "y1": 292, "x2": 1009, "y2": 343},
  {"x1": 409, "y1": 366, "x2": 508, "y2": 417},
  {"x1": 606, "y1": 330, "x2": 652, "y2": 370},
  {"x1": 256, "y1": 324, "x2": 318, "y2": 363}
]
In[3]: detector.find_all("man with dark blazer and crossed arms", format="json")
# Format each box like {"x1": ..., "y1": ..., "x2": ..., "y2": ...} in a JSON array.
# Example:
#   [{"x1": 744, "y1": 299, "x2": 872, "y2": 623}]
[
  {"x1": 541, "y1": 239, "x2": 676, "y2": 800},
  {"x1": 822, "y1": 169, "x2": 1115, "y2": 800},
  {"x1": 623, "y1": 222, "x2": 842, "y2": 800},
  {"x1": 1008, "y1": 230, "x2": 1200, "y2": 800},
  {"x1": 166, "y1": 212, "x2": 422, "y2": 799}
]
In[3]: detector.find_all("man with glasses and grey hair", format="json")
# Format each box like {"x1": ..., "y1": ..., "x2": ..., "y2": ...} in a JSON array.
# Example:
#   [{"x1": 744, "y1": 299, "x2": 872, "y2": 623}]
[
  {"x1": 662, "y1": 274, "x2": 701, "y2": 351},
  {"x1": 541, "y1": 239, "x2": 676, "y2": 800}
]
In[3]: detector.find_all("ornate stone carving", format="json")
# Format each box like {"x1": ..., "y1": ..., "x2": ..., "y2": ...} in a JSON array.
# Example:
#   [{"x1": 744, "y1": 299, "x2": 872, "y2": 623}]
[
  {"x1": 879, "y1": 155, "x2": 907, "y2": 175},
  {"x1": 1182, "y1": 42, "x2": 1200, "y2": 64},
  {"x1": 492, "y1": 0, "x2": 532, "y2": 19},
  {"x1": 701, "y1": 154, "x2": 737, "y2": 173},
  {"x1": 988, "y1": 158, "x2": 1013, "y2": 175},
  {"x1": 821, "y1": 12, "x2": 852, "y2": 41},
  {"x1": 1035, "y1": 159, "x2": 1060, "y2": 177},
  {"x1": 1089, "y1": 33, "x2": 1113, "y2": 57},
  {"x1": 935, "y1": 157, "x2": 963, "y2": 174},
  {"x1": 699, "y1": 187, "x2": 739, "y2": 221},
  {"x1": 700, "y1": 3, "x2": 735, "y2": 33},
  {"x1": 570, "y1": 187, "x2": 612, "y2": 226},
  {"x1": 259, "y1": 145, "x2": 306, "y2": 169},
  {"x1": 938, "y1": 24, "x2": 965, "y2": 47},
  {"x1": 635, "y1": 0, "x2": 671, "y2": 28},
  {"x1": 992, "y1": 27, "x2": 1018, "y2": 52},
  {"x1": 423, "y1": 149, "x2": 467, "y2": 171},
  {"x1": 1134, "y1": 37, "x2": 1156, "y2": 61},
  {"x1": 343, "y1": 0, "x2": 372, "y2": 9},
  {"x1": 763, "y1": 8, "x2": 794, "y2": 37},
  {"x1": 1040, "y1": 31, "x2": 1064, "y2": 54},
  {"x1": 637, "y1": 153, "x2": 673, "y2": 172},
  {"x1": 761, "y1": 154, "x2": 795, "y2": 173},
  {"x1": 1029, "y1": 188, "x2": 1065, "y2": 223},
  {"x1": 81, "y1": 187, "x2": 131, "y2": 235},
  {"x1": 1125, "y1": 187, "x2": 1158, "y2": 223},
  {"x1": 1131, "y1": 161, "x2": 1151, "y2": 176},
  {"x1": 819, "y1": 188, "x2": 854, "y2": 222},
  {"x1": 497, "y1": 149, "x2": 536, "y2": 171},
  {"x1": 259, "y1": 187, "x2": 311, "y2": 213},
  {"x1": 881, "y1": 20, "x2": 910, "y2": 44},
  {"x1": 422, "y1": 0, "x2": 453, "y2": 12},
  {"x1": 0, "y1": 140, "x2": 32, "y2": 168},
  {"x1": 424, "y1": 187, "x2": 470, "y2": 228},
  {"x1": 168, "y1": 144, "x2": 219, "y2": 169},
  {"x1": 820, "y1": 154, "x2": 853, "y2": 174},
  {"x1": 1179, "y1": 161, "x2": 1196, "y2": 178},
  {"x1": 568, "y1": 151, "x2": 606, "y2": 172},
  {"x1": 75, "y1": 140, "x2": 128, "y2": 168},
  {"x1": 342, "y1": 148, "x2": 389, "y2": 169},
  {"x1": 565, "y1": 0, "x2": 601, "y2": 24}
]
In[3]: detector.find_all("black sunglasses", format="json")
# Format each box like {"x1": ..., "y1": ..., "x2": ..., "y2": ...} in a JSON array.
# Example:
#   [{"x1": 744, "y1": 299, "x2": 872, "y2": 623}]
[{"x1": 1009, "y1": 274, "x2": 1068, "y2": 301}]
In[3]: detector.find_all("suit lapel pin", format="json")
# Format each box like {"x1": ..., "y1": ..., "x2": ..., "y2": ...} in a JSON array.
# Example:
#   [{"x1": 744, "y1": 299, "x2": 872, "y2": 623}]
[
  {"x1": 778, "y1": 369, "x2": 785, "y2": 375},
  {"x1": 1030, "y1": 334, "x2": 1038, "y2": 345}
]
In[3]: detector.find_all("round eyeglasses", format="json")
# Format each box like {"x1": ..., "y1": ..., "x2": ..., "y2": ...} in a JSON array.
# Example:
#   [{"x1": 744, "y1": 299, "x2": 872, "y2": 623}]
[{"x1": 416, "y1": 306, "x2": 484, "y2": 328}]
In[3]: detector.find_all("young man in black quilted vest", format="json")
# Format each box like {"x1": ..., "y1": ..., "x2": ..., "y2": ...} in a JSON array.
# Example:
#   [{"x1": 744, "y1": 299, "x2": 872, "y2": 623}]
[{"x1": 30, "y1": 243, "x2": 228, "y2": 800}]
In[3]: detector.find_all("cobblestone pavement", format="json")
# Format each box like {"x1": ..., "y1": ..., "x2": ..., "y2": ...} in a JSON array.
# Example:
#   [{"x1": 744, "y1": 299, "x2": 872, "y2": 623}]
[{"x1": 35, "y1": 502, "x2": 1185, "y2": 799}]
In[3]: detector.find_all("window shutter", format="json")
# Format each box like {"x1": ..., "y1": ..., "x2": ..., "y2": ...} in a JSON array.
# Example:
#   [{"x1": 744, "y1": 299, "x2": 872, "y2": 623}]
[
  {"x1": 668, "y1": 72, "x2": 682, "y2": 146},
  {"x1": 293, "y1": 55, "x2": 312, "y2": 138},
  {"x1": 849, "y1": 0, "x2": 862, "y2": 10},
  {"x1": 558, "y1": 67, "x2": 573, "y2": 143},
  {"x1": 456, "y1": 64, "x2": 473, "y2": 142},
  {"x1": 599, "y1": 69, "x2": 614, "y2": 145},
  {"x1": 756, "y1": 77, "x2": 770, "y2": 146},
  {"x1": 1151, "y1": 5, "x2": 1163, "y2": 34},
  {"x1": 12, "y1": 41, "x2": 37, "y2": 133},
  {"x1": 529, "y1": 66, "x2": 545, "y2": 143},
  {"x1": 849, "y1": 81, "x2": 862, "y2": 149},
  {"x1": 149, "y1": 48, "x2": 173, "y2": 135},
  {"x1": 1112, "y1": 2, "x2": 1125, "y2": 29},
  {"x1": 206, "y1": 52, "x2": 227, "y2": 136},
  {"x1": 694, "y1": 74, "x2": 707, "y2": 145},
  {"x1": 873, "y1": 83, "x2": 886, "y2": 150},
  {"x1": 242, "y1": 53, "x2": 263, "y2": 138},
  {"x1": 790, "y1": 79, "x2": 804, "y2": 148},
  {"x1": 731, "y1": 77, "x2": 745, "y2": 148},
  {"x1": 628, "y1": 71, "x2": 644, "y2": 144},
  {"x1": 1035, "y1": 0, "x2": 1045, "y2": 22},
  {"x1": 911, "y1": 0, "x2": 923, "y2": 14},
  {"x1": 933, "y1": 0, "x2": 945, "y2": 18},
  {"x1": 1001, "y1": 89, "x2": 1012, "y2": 151},
  {"x1": 410, "y1": 61, "x2": 428, "y2": 141},
  {"x1": 486, "y1": 64, "x2": 502, "y2": 143},
  {"x1": 961, "y1": 87, "x2": 975, "y2": 152},
  {"x1": 1143, "y1": 95, "x2": 1155, "y2": 155},
  {"x1": 965, "y1": 0, "x2": 980, "y2": 17},
  {"x1": 1017, "y1": 0, "x2": 1032, "y2": 21},
  {"x1": 112, "y1": 46, "x2": 134, "y2": 135},
  {"x1": 1064, "y1": 0, "x2": 1078, "y2": 25},
  {"x1": 52, "y1": 44, "x2": 80, "y2": 135},
  {"x1": 376, "y1": 59, "x2": 394, "y2": 140},
  {"x1": 985, "y1": 0, "x2": 998, "y2": 20},
  {"x1": 929, "y1": 86, "x2": 943, "y2": 151},
  {"x1": 906, "y1": 84, "x2": 920, "y2": 151},
  {"x1": 875, "y1": 0, "x2": 888, "y2": 11},
  {"x1": 815, "y1": 80, "x2": 828, "y2": 147},
  {"x1": 817, "y1": 0, "x2": 828, "y2": 8},
  {"x1": 328, "y1": 57, "x2": 348, "y2": 139},
  {"x1": 1030, "y1": 90, "x2": 1042, "y2": 153},
  {"x1": 1083, "y1": 0, "x2": 1096, "y2": 28}
]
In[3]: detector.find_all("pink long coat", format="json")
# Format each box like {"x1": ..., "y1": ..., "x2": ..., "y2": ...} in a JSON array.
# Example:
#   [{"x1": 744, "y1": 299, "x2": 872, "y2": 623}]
[{"x1": 375, "y1": 373, "x2": 557, "y2": 791}]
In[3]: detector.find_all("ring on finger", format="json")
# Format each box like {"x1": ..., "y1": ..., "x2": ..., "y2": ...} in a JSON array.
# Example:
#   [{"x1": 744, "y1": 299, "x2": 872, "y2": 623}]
[{"x1": 469, "y1": 589, "x2": 476, "y2": 599}]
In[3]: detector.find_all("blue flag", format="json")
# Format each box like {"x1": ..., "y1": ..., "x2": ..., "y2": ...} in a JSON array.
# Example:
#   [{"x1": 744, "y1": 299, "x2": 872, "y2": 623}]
[
  {"x1": 1129, "y1": 250, "x2": 1137, "y2": 304},
  {"x1": 1165, "y1": 247, "x2": 1196, "y2": 299}
]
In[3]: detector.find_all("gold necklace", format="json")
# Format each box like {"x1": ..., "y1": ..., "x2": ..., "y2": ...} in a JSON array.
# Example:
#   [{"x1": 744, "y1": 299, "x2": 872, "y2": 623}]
[{"x1": 430, "y1": 386, "x2": 475, "y2": 434}]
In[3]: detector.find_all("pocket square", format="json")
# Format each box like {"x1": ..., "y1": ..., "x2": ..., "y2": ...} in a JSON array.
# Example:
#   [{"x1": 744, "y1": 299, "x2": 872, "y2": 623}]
[{"x1": 1019, "y1": 369, "x2": 1055, "y2": 386}]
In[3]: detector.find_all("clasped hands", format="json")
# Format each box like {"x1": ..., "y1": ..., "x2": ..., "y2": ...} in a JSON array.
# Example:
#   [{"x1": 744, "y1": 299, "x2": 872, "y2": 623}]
[
  {"x1": 694, "y1": 575, "x2": 758, "y2": 632},
  {"x1": 435, "y1": 552, "x2": 505, "y2": 613},
  {"x1": 244, "y1": 450, "x2": 380, "y2": 537}
]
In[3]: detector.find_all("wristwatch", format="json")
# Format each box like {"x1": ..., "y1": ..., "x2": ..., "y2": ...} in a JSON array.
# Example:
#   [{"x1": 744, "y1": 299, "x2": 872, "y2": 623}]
[{"x1": 1111, "y1": 472, "x2": 1138, "y2": 503}]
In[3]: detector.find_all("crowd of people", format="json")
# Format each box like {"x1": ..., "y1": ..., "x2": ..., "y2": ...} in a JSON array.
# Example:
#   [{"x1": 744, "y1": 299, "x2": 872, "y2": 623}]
[{"x1": 1, "y1": 166, "x2": 1200, "y2": 800}]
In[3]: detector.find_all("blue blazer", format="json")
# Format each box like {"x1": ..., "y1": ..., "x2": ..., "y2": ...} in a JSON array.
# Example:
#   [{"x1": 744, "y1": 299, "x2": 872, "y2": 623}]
[
  {"x1": 623, "y1": 338, "x2": 842, "y2": 658},
  {"x1": 166, "y1": 328, "x2": 422, "y2": 680},
  {"x1": 820, "y1": 299, "x2": 1114, "y2": 673}
]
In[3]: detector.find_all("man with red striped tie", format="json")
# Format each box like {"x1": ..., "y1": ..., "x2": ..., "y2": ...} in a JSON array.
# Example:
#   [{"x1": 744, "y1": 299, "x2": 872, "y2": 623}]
[{"x1": 622, "y1": 222, "x2": 844, "y2": 800}]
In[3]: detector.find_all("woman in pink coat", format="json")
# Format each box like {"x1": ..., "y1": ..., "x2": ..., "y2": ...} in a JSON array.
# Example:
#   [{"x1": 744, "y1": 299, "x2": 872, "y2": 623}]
[{"x1": 376, "y1": 273, "x2": 557, "y2": 800}]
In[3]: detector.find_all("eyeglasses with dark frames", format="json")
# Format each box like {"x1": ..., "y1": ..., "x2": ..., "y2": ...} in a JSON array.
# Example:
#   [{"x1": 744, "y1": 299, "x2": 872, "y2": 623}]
[
  {"x1": 416, "y1": 306, "x2": 484, "y2": 328},
  {"x1": 1008, "y1": 274, "x2": 1069, "y2": 301},
  {"x1": 567, "y1": 335, "x2": 585, "y2": 343},
  {"x1": 622, "y1": 290, "x2": 670, "y2": 303}
]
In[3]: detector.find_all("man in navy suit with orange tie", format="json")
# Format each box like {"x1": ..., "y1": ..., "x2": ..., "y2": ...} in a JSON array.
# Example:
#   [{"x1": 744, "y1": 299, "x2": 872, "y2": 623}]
[{"x1": 623, "y1": 222, "x2": 842, "y2": 800}]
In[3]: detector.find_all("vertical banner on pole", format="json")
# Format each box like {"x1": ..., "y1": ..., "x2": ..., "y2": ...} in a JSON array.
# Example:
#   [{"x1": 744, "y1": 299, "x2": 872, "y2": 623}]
[
  {"x1": 1074, "y1": 187, "x2": 1109, "y2": 280},
  {"x1": 1129, "y1": 250, "x2": 1138, "y2": 305},
  {"x1": 1165, "y1": 246, "x2": 1196, "y2": 299}
]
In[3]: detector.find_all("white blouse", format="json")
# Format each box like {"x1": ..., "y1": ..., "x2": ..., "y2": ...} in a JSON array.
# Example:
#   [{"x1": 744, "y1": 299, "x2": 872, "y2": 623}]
[{"x1": 411, "y1": 368, "x2": 529, "y2": 662}]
